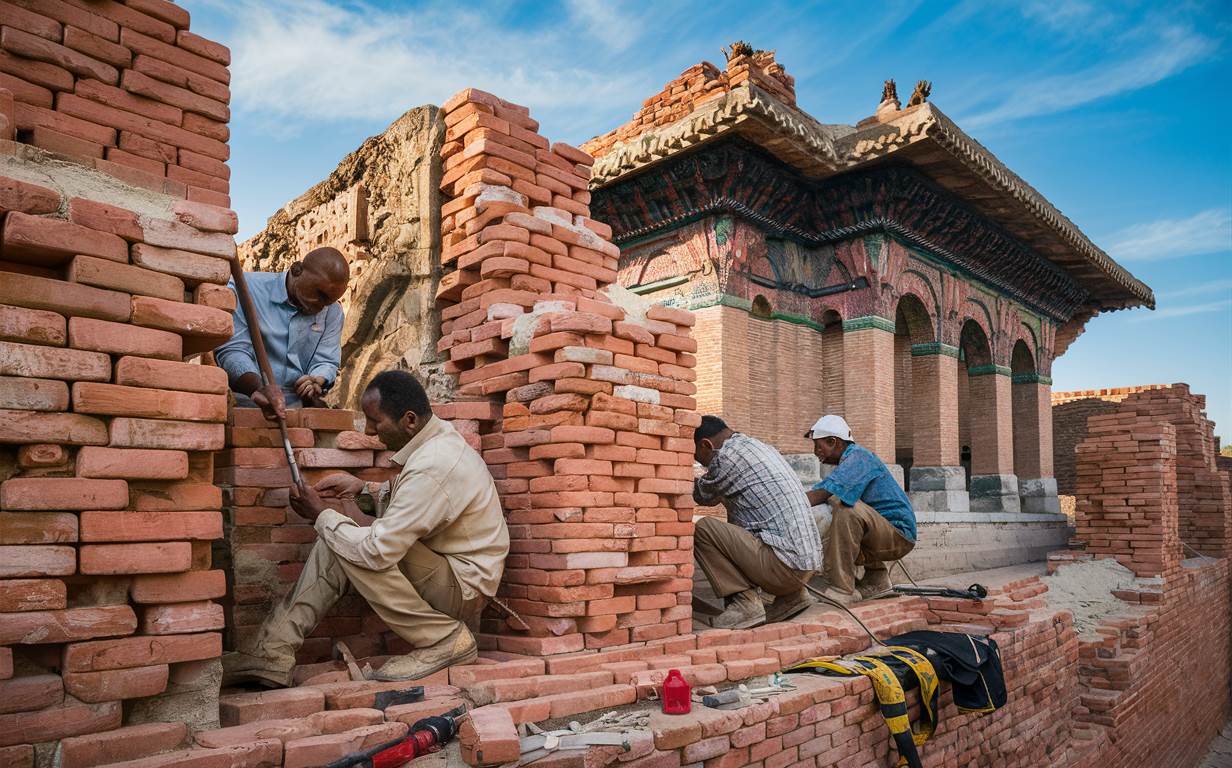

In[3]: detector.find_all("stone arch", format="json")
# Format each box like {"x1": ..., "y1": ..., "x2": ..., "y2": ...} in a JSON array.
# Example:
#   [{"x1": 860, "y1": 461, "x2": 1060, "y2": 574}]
[
  {"x1": 957, "y1": 319, "x2": 994, "y2": 488},
  {"x1": 1011, "y1": 338, "x2": 1047, "y2": 484},
  {"x1": 960, "y1": 298, "x2": 995, "y2": 356},
  {"x1": 751, "y1": 294, "x2": 773, "y2": 319},
  {"x1": 895, "y1": 269, "x2": 941, "y2": 336}
]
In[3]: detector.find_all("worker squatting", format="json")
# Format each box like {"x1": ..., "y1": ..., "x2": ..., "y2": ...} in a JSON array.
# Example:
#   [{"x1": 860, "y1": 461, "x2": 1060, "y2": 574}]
[{"x1": 215, "y1": 246, "x2": 917, "y2": 686}]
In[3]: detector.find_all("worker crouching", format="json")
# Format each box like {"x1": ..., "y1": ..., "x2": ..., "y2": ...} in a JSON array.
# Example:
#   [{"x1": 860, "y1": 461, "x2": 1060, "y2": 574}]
[
  {"x1": 805, "y1": 415, "x2": 917, "y2": 605},
  {"x1": 692, "y1": 416, "x2": 822, "y2": 629},
  {"x1": 222, "y1": 370, "x2": 510, "y2": 687}
]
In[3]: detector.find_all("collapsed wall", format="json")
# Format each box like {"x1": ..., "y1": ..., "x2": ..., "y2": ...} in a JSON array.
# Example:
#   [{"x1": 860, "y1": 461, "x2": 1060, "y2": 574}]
[
  {"x1": 0, "y1": 0, "x2": 238, "y2": 761},
  {"x1": 1050, "y1": 384, "x2": 1169, "y2": 495}
]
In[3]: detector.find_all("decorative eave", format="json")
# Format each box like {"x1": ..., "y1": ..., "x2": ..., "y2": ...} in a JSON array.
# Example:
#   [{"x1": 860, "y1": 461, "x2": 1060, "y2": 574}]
[
  {"x1": 836, "y1": 105, "x2": 1154, "y2": 311},
  {"x1": 590, "y1": 85, "x2": 1154, "y2": 316},
  {"x1": 589, "y1": 83, "x2": 849, "y2": 186}
]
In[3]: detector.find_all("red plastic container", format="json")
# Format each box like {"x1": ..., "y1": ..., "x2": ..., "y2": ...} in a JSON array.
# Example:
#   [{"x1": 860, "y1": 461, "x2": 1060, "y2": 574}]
[{"x1": 661, "y1": 669, "x2": 691, "y2": 714}]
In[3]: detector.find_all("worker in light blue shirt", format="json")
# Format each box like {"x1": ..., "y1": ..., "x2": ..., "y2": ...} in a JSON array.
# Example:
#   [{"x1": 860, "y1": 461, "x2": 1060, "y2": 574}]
[
  {"x1": 804, "y1": 414, "x2": 916, "y2": 605},
  {"x1": 214, "y1": 247, "x2": 350, "y2": 421}
]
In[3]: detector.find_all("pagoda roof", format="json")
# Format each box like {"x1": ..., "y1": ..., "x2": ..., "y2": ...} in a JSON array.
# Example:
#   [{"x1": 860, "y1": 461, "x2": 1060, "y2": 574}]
[{"x1": 589, "y1": 82, "x2": 1153, "y2": 313}]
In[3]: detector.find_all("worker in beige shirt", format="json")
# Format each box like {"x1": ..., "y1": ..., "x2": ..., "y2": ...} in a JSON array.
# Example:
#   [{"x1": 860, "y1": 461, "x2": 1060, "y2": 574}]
[{"x1": 222, "y1": 370, "x2": 509, "y2": 686}]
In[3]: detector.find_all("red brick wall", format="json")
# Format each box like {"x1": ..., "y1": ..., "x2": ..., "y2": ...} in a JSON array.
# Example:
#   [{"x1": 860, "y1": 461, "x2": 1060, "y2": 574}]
[
  {"x1": 433, "y1": 88, "x2": 699, "y2": 654},
  {"x1": 0, "y1": 0, "x2": 231, "y2": 206}
]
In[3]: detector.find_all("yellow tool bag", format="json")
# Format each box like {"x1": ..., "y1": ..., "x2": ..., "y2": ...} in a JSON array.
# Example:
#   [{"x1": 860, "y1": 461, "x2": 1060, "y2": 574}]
[{"x1": 787, "y1": 646, "x2": 938, "y2": 768}]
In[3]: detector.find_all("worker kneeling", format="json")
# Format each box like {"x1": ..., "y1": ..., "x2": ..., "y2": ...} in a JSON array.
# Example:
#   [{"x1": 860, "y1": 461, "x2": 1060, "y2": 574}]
[
  {"x1": 692, "y1": 416, "x2": 822, "y2": 629},
  {"x1": 805, "y1": 415, "x2": 916, "y2": 605},
  {"x1": 223, "y1": 370, "x2": 510, "y2": 687}
]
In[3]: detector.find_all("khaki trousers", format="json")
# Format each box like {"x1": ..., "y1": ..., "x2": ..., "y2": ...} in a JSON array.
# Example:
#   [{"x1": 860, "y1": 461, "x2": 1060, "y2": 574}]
[
  {"x1": 251, "y1": 537, "x2": 478, "y2": 663},
  {"x1": 694, "y1": 516, "x2": 813, "y2": 599},
  {"x1": 824, "y1": 500, "x2": 915, "y2": 593}
]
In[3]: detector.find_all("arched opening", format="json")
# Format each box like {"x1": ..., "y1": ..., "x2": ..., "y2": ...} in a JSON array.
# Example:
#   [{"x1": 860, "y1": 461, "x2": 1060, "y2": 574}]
[
  {"x1": 820, "y1": 310, "x2": 845, "y2": 419},
  {"x1": 893, "y1": 295, "x2": 933, "y2": 489},
  {"x1": 958, "y1": 320, "x2": 994, "y2": 489},
  {"x1": 750, "y1": 295, "x2": 772, "y2": 319},
  {"x1": 1011, "y1": 338, "x2": 1041, "y2": 483}
]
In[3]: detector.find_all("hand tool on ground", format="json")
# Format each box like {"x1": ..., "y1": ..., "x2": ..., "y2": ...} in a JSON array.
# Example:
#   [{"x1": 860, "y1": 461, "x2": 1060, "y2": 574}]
[
  {"x1": 324, "y1": 704, "x2": 465, "y2": 768},
  {"x1": 333, "y1": 641, "x2": 369, "y2": 682},
  {"x1": 228, "y1": 259, "x2": 304, "y2": 490},
  {"x1": 868, "y1": 583, "x2": 989, "y2": 601},
  {"x1": 372, "y1": 686, "x2": 425, "y2": 711}
]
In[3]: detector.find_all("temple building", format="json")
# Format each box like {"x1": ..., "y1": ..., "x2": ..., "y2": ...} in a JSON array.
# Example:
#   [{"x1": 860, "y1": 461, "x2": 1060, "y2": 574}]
[{"x1": 582, "y1": 47, "x2": 1153, "y2": 572}]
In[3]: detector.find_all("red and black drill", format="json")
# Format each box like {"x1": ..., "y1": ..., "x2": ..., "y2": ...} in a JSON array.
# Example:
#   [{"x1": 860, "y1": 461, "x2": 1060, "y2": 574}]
[{"x1": 324, "y1": 705, "x2": 468, "y2": 768}]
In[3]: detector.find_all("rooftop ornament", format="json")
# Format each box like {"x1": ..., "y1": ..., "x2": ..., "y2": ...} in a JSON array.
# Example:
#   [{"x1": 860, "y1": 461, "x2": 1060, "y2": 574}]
[
  {"x1": 722, "y1": 40, "x2": 755, "y2": 62},
  {"x1": 907, "y1": 80, "x2": 932, "y2": 107}
]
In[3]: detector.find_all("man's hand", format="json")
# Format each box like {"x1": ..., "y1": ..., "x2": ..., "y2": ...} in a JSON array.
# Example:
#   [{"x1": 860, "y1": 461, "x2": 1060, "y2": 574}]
[
  {"x1": 289, "y1": 481, "x2": 327, "y2": 524},
  {"x1": 316, "y1": 473, "x2": 365, "y2": 499},
  {"x1": 294, "y1": 375, "x2": 327, "y2": 402},
  {"x1": 250, "y1": 382, "x2": 286, "y2": 422}
]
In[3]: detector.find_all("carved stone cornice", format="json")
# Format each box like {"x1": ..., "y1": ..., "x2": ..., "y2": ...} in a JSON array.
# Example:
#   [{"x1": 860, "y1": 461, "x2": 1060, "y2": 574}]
[
  {"x1": 589, "y1": 84, "x2": 847, "y2": 186},
  {"x1": 591, "y1": 139, "x2": 1090, "y2": 321}
]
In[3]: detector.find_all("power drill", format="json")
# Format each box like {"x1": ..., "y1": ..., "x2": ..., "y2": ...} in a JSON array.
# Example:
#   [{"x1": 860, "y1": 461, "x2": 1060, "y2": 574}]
[{"x1": 324, "y1": 705, "x2": 467, "y2": 768}]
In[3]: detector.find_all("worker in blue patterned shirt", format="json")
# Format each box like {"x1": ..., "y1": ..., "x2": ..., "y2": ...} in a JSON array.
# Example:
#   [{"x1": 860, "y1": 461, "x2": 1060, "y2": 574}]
[
  {"x1": 805, "y1": 415, "x2": 916, "y2": 605},
  {"x1": 693, "y1": 416, "x2": 822, "y2": 629},
  {"x1": 214, "y1": 247, "x2": 350, "y2": 421}
]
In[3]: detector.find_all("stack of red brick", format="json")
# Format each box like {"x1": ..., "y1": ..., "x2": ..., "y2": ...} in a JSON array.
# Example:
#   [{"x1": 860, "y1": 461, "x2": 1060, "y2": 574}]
[
  {"x1": 0, "y1": 135, "x2": 237, "y2": 762},
  {"x1": 0, "y1": 0, "x2": 231, "y2": 205},
  {"x1": 581, "y1": 49, "x2": 796, "y2": 158},
  {"x1": 216, "y1": 407, "x2": 402, "y2": 663},
  {"x1": 434, "y1": 89, "x2": 700, "y2": 654}
]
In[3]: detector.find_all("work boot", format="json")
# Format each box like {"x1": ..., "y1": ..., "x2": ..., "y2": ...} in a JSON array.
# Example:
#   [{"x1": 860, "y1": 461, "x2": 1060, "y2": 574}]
[
  {"x1": 372, "y1": 624, "x2": 478, "y2": 682},
  {"x1": 710, "y1": 589, "x2": 766, "y2": 630},
  {"x1": 221, "y1": 650, "x2": 294, "y2": 689},
  {"x1": 818, "y1": 585, "x2": 861, "y2": 607},
  {"x1": 766, "y1": 588, "x2": 813, "y2": 623},
  {"x1": 856, "y1": 568, "x2": 893, "y2": 600}
]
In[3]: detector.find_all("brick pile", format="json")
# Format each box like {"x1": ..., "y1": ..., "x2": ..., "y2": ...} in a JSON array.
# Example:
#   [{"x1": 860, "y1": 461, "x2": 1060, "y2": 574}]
[
  {"x1": 0, "y1": 114, "x2": 236, "y2": 764},
  {"x1": 216, "y1": 407, "x2": 403, "y2": 663},
  {"x1": 581, "y1": 49, "x2": 796, "y2": 158},
  {"x1": 434, "y1": 88, "x2": 699, "y2": 654},
  {"x1": 0, "y1": 0, "x2": 231, "y2": 206},
  {"x1": 1051, "y1": 384, "x2": 1169, "y2": 494}
]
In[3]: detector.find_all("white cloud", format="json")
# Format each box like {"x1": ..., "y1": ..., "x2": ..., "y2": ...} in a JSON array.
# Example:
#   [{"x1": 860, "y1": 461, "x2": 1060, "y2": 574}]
[
  {"x1": 218, "y1": 0, "x2": 648, "y2": 131},
  {"x1": 1104, "y1": 208, "x2": 1232, "y2": 262},
  {"x1": 1130, "y1": 297, "x2": 1232, "y2": 322},
  {"x1": 1159, "y1": 278, "x2": 1232, "y2": 300},
  {"x1": 565, "y1": 0, "x2": 642, "y2": 53},
  {"x1": 962, "y1": 22, "x2": 1217, "y2": 128}
]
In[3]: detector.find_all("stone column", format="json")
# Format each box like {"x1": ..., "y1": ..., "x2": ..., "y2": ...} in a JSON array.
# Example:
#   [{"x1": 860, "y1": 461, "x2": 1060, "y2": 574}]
[
  {"x1": 908, "y1": 344, "x2": 968, "y2": 512},
  {"x1": 842, "y1": 317, "x2": 896, "y2": 467},
  {"x1": 967, "y1": 365, "x2": 1019, "y2": 513},
  {"x1": 1013, "y1": 373, "x2": 1060, "y2": 514}
]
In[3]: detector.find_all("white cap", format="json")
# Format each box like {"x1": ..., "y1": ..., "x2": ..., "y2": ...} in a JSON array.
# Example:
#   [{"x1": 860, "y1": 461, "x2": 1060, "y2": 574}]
[{"x1": 805, "y1": 414, "x2": 852, "y2": 441}]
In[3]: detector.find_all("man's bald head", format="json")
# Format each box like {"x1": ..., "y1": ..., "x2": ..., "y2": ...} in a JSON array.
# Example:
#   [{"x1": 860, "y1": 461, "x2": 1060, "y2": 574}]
[{"x1": 288, "y1": 247, "x2": 350, "y2": 315}]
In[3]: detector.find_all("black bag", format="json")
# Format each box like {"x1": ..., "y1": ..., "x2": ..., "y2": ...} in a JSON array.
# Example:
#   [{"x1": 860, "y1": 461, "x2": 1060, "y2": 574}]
[{"x1": 885, "y1": 630, "x2": 1007, "y2": 713}]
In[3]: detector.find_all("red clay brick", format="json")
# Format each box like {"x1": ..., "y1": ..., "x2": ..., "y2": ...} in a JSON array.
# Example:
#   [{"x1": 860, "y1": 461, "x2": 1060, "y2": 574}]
[
  {"x1": 0, "y1": 304, "x2": 65, "y2": 345},
  {"x1": 130, "y1": 569, "x2": 226, "y2": 604},
  {"x1": 0, "y1": 272, "x2": 131, "y2": 322},
  {"x1": 0, "y1": 578, "x2": 66, "y2": 611},
  {"x1": 219, "y1": 687, "x2": 326, "y2": 727},
  {"x1": 79, "y1": 541, "x2": 191, "y2": 574},
  {"x1": 0, "y1": 339, "x2": 110, "y2": 381},
  {"x1": 283, "y1": 723, "x2": 408, "y2": 768},
  {"x1": 140, "y1": 600, "x2": 225, "y2": 634},
  {"x1": 0, "y1": 376, "x2": 68, "y2": 411},
  {"x1": 1, "y1": 211, "x2": 127, "y2": 266},
  {"x1": 0, "y1": 701, "x2": 120, "y2": 749},
  {"x1": 131, "y1": 242, "x2": 231, "y2": 285},
  {"x1": 69, "y1": 316, "x2": 182, "y2": 360},
  {"x1": 0, "y1": 674, "x2": 62, "y2": 715},
  {"x1": 63, "y1": 631, "x2": 221, "y2": 672},
  {"x1": 58, "y1": 722, "x2": 188, "y2": 768},
  {"x1": 73, "y1": 382, "x2": 227, "y2": 421},
  {"x1": 109, "y1": 417, "x2": 225, "y2": 450},
  {"x1": 68, "y1": 253, "x2": 185, "y2": 301},
  {"x1": 1, "y1": 476, "x2": 127, "y2": 510},
  {"x1": 76, "y1": 446, "x2": 189, "y2": 480},
  {"x1": 0, "y1": 510, "x2": 76, "y2": 545}
]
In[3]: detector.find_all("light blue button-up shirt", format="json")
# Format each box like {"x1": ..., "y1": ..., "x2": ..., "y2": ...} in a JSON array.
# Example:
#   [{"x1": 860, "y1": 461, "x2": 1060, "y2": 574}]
[
  {"x1": 814, "y1": 443, "x2": 917, "y2": 542},
  {"x1": 214, "y1": 271, "x2": 344, "y2": 407}
]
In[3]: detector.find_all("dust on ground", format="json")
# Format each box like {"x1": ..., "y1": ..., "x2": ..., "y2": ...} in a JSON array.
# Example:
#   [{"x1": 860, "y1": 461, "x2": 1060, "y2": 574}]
[{"x1": 1042, "y1": 558, "x2": 1155, "y2": 637}]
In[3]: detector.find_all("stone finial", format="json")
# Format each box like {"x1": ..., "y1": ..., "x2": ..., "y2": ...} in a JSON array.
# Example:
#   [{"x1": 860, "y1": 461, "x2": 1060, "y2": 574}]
[
  {"x1": 881, "y1": 79, "x2": 900, "y2": 108},
  {"x1": 907, "y1": 80, "x2": 932, "y2": 107},
  {"x1": 721, "y1": 41, "x2": 755, "y2": 62}
]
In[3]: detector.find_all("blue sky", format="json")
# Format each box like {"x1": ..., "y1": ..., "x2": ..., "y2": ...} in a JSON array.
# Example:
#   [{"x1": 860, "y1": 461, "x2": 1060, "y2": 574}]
[{"x1": 185, "y1": 0, "x2": 1232, "y2": 436}]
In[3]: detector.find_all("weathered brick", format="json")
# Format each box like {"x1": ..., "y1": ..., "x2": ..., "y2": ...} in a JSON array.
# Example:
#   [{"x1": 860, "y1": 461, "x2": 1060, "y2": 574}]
[
  {"x1": 72, "y1": 382, "x2": 227, "y2": 421},
  {"x1": 0, "y1": 605, "x2": 136, "y2": 645},
  {"x1": 68, "y1": 316, "x2": 182, "y2": 359},
  {"x1": 0, "y1": 477, "x2": 127, "y2": 510},
  {"x1": 0, "y1": 674, "x2": 62, "y2": 715},
  {"x1": 0, "y1": 545, "x2": 75, "y2": 577},
  {"x1": 80, "y1": 510, "x2": 221, "y2": 542},
  {"x1": 0, "y1": 408, "x2": 106, "y2": 445},
  {"x1": 0, "y1": 339, "x2": 110, "y2": 380},
  {"x1": 58, "y1": 722, "x2": 188, "y2": 768},
  {"x1": 0, "y1": 272, "x2": 131, "y2": 322},
  {"x1": 1, "y1": 211, "x2": 127, "y2": 265},
  {"x1": 76, "y1": 446, "x2": 189, "y2": 480},
  {"x1": 68, "y1": 253, "x2": 185, "y2": 301},
  {"x1": 219, "y1": 687, "x2": 326, "y2": 727},
  {"x1": 0, "y1": 701, "x2": 120, "y2": 749},
  {"x1": 459, "y1": 706, "x2": 520, "y2": 767},
  {"x1": 283, "y1": 723, "x2": 408, "y2": 768},
  {"x1": 0, "y1": 304, "x2": 65, "y2": 345},
  {"x1": 63, "y1": 631, "x2": 222, "y2": 671},
  {"x1": 140, "y1": 601, "x2": 225, "y2": 634},
  {"x1": 0, "y1": 578, "x2": 66, "y2": 612},
  {"x1": 0, "y1": 376, "x2": 68, "y2": 411},
  {"x1": 130, "y1": 242, "x2": 231, "y2": 285},
  {"x1": 0, "y1": 176, "x2": 61, "y2": 216},
  {"x1": 79, "y1": 542, "x2": 192, "y2": 575},
  {"x1": 0, "y1": 511, "x2": 76, "y2": 544},
  {"x1": 130, "y1": 294, "x2": 231, "y2": 339},
  {"x1": 130, "y1": 569, "x2": 226, "y2": 603}
]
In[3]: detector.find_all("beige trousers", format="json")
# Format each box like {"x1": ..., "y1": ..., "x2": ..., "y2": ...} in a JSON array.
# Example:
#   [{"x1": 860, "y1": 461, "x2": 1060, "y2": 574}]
[
  {"x1": 251, "y1": 537, "x2": 478, "y2": 662},
  {"x1": 824, "y1": 500, "x2": 915, "y2": 593},
  {"x1": 694, "y1": 516, "x2": 813, "y2": 599}
]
